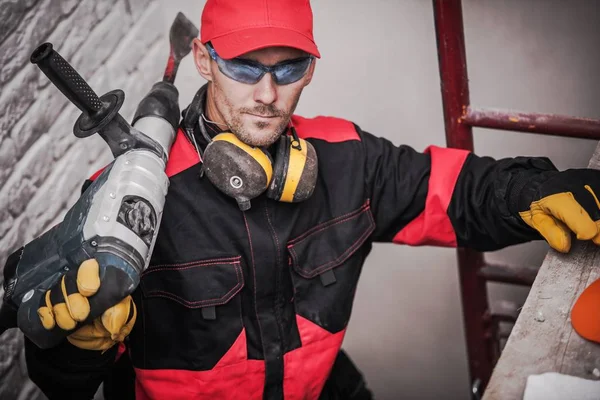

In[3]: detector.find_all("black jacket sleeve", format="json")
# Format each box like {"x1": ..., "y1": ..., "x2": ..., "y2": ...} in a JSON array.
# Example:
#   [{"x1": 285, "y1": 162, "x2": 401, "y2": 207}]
[
  {"x1": 25, "y1": 337, "x2": 118, "y2": 399},
  {"x1": 24, "y1": 178, "x2": 119, "y2": 400},
  {"x1": 447, "y1": 153, "x2": 556, "y2": 250},
  {"x1": 359, "y1": 125, "x2": 557, "y2": 251},
  {"x1": 358, "y1": 127, "x2": 432, "y2": 242}
]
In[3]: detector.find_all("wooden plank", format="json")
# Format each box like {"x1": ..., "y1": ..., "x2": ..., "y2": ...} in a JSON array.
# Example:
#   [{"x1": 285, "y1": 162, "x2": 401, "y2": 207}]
[{"x1": 483, "y1": 142, "x2": 600, "y2": 399}]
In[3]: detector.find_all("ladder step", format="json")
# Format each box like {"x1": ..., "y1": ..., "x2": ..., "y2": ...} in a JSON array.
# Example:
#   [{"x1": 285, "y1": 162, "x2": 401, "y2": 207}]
[
  {"x1": 462, "y1": 106, "x2": 600, "y2": 140},
  {"x1": 478, "y1": 263, "x2": 538, "y2": 286},
  {"x1": 491, "y1": 313, "x2": 517, "y2": 324}
]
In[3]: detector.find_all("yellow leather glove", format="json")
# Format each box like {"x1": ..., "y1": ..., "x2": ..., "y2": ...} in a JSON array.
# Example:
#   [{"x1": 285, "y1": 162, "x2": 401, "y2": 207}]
[
  {"x1": 518, "y1": 169, "x2": 600, "y2": 253},
  {"x1": 67, "y1": 295, "x2": 136, "y2": 351},
  {"x1": 36, "y1": 258, "x2": 136, "y2": 351}
]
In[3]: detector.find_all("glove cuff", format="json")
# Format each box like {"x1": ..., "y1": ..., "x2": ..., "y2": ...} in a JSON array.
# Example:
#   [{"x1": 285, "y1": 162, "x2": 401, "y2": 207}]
[{"x1": 506, "y1": 162, "x2": 559, "y2": 214}]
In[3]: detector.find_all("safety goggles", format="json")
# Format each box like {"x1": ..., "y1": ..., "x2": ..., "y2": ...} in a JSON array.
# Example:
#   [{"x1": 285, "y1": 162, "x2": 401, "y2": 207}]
[{"x1": 206, "y1": 43, "x2": 314, "y2": 85}]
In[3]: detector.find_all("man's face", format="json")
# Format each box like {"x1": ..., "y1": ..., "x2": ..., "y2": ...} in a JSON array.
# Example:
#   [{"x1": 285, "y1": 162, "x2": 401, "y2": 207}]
[{"x1": 194, "y1": 43, "x2": 315, "y2": 147}]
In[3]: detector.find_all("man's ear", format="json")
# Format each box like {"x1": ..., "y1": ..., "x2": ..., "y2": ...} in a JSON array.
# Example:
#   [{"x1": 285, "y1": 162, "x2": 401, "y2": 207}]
[
  {"x1": 302, "y1": 58, "x2": 316, "y2": 87},
  {"x1": 193, "y1": 39, "x2": 213, "y2": 82}
]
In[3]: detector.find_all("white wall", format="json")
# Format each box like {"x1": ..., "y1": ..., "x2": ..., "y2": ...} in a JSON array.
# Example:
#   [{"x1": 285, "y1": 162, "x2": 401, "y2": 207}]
[{"x1": 160, "y1": 1, "x2": 600, "y2": 399}]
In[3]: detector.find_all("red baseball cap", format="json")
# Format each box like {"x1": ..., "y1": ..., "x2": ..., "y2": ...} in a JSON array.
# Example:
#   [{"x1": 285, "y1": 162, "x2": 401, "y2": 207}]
[
  {"x1": 571, "y1": 277, "x2": 600, "y2": 343},
  {"x1": 200, "y1": 0, "x2": 321, "y2": 60}
]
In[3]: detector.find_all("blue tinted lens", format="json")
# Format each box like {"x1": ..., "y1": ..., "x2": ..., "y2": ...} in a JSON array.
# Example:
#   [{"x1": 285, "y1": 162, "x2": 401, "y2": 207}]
[
  {"x1": 272, "y1": 58, "x2": 313, "y2": 85},
  {"x1": 208, "y1": 44, "x2": 312, "y2": 85},
  {"x1": 217, "y1": 58, "x2": 266, "y2": 84}
]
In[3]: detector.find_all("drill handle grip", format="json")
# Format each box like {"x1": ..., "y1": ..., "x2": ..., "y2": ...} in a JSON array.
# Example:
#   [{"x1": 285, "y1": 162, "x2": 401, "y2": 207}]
[{"x1": 30, "y1": 43, "x2": 103, "y2": 117}]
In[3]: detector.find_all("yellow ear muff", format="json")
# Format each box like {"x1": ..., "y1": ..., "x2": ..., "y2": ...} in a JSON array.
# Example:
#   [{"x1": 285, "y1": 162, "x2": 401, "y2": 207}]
[
  {"x1": 267, "y1": 134, "x2": 318, "y2": 203},
  {"x1": 280, "y1": 137, "x2": 308, "y2": 202},
  {"x1": 203, "y1": 132, "x2": 273, "y2": 210},
  {"x1": 212, "y1": 133, "x2": 273, "y2": 183}
]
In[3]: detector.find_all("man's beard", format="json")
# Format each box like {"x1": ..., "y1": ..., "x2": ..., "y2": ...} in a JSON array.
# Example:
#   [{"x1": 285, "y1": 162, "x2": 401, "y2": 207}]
[
  {"x1": 230, "y1": 104, "x2": 290, "y2": 147},
  {"x1": 213, "y1": 83, "x2": 301, "y2": 148}
]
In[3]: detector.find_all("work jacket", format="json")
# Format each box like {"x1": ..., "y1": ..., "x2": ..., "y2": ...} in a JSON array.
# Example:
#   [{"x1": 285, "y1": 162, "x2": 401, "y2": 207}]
[{"x1": 25, "y1": 85, "x2": 553, "y2": 400}]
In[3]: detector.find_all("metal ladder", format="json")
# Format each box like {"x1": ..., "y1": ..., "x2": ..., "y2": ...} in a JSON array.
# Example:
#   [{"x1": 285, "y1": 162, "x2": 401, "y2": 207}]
[{"x1": 432, "y1": 0, "x2": 600, "y2": 397}]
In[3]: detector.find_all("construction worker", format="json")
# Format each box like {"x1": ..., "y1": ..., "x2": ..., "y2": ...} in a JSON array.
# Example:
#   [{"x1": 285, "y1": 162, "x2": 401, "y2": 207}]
[{"x1": 24, "y1": 1, "x2": 600, "y2": 399}]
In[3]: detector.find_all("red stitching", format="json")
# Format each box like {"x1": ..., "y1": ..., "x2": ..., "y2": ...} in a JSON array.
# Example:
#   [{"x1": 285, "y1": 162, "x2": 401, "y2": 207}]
[
  {"x1": 244, "y1": 213, "x2": 266, "y2": 349},
  {"x1": 144, "y1": 256, "x2": 241, "y2": 273},
  {"x1": 289, "y1": 212, "x2": 363, "y2": 247},
  {"x1": 298, "y1": 222, "x2": 374, "y2": 278},
  {"x1": 265, "y1": 207, "x2": 281, "y2": 265},
  {"x1": 146, "y1": 280, "x2": 243, "y2": 308},
  {"x1": 292, "y1": 226, "x2": 370, "y2": 278},
  {"x1": 143, "y1": 260, "x2": 244, "y2": 306},
  {"x1": 151, "y1": 256, "x2": 240, "y2": 268},
  {"x1": 291, "y1": 209, "x2": 375, "y2": 278},
  {"x1": 289, "y1": 204, "x2": 367, "y2": 244},
  {"x1": 288, "y1": 201, "x2": 370, "y2": 246},
  {"x1": 265, "y1": 205, "x2": 287, "y2": 347},
  {"x1": 143, "y1": 259, "x2": 242, "y2": 275}
]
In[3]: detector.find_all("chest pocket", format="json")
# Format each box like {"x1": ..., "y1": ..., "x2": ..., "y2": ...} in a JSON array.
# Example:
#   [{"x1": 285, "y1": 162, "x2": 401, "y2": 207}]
[
  {"x1": 287, "y1": 201, "x2": 375, "y2": 333},
  {"x1": 134, "y1": 256, "x2": 245, "y2": 370},
  {"x1": 141, "y1": 256, "x2": 244, "y2": 316}
]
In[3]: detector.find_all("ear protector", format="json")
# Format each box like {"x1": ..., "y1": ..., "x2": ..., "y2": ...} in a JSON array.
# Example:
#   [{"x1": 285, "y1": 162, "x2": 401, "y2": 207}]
[{"x1": 202, "y1": 127, "x2": 318, "y2": 210}]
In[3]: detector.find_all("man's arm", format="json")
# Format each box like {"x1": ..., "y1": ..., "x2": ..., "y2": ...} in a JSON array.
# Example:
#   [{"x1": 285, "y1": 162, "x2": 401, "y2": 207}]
[
  {"x1": 24, "y1": 270, "x2": 134, "y2": 400},
  {"x1": 25, "y1": 337, "x2": 119, "y2": 399},
  {"x1": 24, "y1": 176, "x2": 134, "y2": 399},
  {"x1": 359, "y1": 126, "x2": 555, "y2": 251}
]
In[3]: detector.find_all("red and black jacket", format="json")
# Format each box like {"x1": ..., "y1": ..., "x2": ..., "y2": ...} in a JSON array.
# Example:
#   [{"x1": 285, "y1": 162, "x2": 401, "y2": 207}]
[{"x1": 25, "y1": 87, "x2": 554, "y2": 400}]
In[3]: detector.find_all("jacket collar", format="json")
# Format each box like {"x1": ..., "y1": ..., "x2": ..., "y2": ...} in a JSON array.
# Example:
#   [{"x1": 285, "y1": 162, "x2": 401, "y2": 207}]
[{"x1": 181, "y1": 83, "x2": 225, "y2": 150}]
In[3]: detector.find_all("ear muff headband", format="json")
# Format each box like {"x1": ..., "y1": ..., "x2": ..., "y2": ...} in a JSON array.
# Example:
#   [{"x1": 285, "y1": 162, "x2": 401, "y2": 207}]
[
  {"x1": 280, "y1": 137, "x2": 308, "y2": 202},
  {"x1": 267, "y1": 135, "x2": 291, "y2": 201},
  {"x1": 213, "y1": 133, "x2": 273, "y2": 184}
]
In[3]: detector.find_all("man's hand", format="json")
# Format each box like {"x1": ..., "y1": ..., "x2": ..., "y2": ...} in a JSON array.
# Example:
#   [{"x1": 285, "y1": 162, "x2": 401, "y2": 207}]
[
  {"x1": 518, "y1": 169, "x2": 600, "y2": 253},
  {"x1": 67, "y1": 295, "x2": 136, "y2": 351},
  {"x1": 36, "y1": 259, "x2": 136, "y2": 351}
]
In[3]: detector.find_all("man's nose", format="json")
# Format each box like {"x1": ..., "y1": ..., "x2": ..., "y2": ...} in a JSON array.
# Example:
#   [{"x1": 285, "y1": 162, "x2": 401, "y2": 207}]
[{"x1": 253, "y1": 73, "x2": 277, "y2": 105}]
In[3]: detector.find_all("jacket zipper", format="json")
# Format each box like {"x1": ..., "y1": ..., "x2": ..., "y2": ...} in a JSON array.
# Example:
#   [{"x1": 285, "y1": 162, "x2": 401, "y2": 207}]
[{"x1": 264, "y1": 202, "x2": 287, "y2": 398}]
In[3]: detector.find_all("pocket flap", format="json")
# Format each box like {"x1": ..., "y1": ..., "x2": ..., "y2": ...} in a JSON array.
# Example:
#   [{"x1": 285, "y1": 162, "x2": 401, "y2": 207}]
[
  {"x1": 287, "y1": 201, "x2": 375, "y2": 279},
  {"x1": 141, "y1": 256, "x2": 244, "y2": 308}
]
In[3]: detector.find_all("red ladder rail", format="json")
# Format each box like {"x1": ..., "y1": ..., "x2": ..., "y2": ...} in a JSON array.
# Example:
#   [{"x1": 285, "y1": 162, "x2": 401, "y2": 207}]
[{"x1": 432, "y1": 0, "x2": 600, "y2": 395}]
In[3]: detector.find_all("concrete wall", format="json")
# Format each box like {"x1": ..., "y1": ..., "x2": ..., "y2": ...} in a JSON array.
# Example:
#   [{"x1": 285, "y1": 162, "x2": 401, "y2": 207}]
[
  {"x1": 1, "y1": 0, "x2": 599, "y2": 399},
  {"x1": 0, "y1": 0, "x2": 167, "y2": 398}
]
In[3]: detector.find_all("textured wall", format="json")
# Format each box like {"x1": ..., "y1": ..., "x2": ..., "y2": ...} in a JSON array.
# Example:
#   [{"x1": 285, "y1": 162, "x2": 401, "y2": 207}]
[{"x1": 0, "y1": 0, "x2": 167, "y2": 398}]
